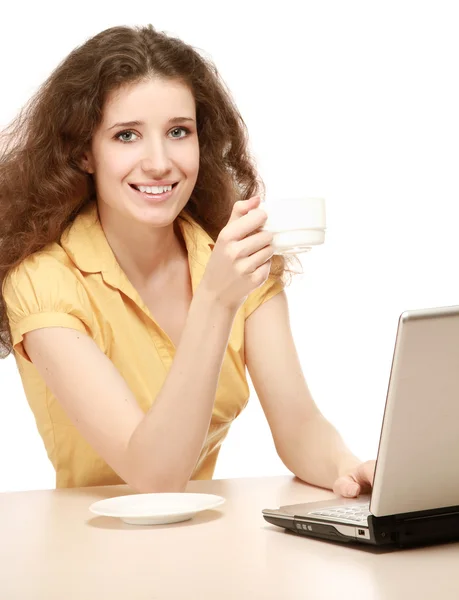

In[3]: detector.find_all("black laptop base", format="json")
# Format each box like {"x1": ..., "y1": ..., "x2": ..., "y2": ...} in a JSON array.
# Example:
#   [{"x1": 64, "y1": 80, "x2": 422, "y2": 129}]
[
  {"x1": 368, "y1": 504, "x2": 459, "y2": 547},
  {"x1": 263, "y1": 504, "x2": 459, "y2": 548}
]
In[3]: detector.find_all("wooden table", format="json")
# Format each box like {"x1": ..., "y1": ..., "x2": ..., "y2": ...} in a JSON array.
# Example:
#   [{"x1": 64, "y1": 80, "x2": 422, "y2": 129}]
[{"x1": 1, "y1": 476, "x2": 458, "y2": 599}]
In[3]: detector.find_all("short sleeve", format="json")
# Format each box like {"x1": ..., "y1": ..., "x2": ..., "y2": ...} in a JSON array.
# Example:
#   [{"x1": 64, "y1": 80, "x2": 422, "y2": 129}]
[
  {"x1": 3, "y1": 253, "x2": 92, "y2": 361},
  {"x1": 244, "y1": 275, "x2": 284, "y2": 320}
]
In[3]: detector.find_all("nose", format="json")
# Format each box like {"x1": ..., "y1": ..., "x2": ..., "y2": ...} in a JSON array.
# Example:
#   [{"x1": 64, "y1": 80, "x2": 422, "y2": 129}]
[{"x1": 140, "y1": 136, "x2": 173, "y2": 177}]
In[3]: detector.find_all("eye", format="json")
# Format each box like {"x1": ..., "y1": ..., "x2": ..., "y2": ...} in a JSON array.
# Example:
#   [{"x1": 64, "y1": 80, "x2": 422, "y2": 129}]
[
  {"x1": 115, "y1": 130, "x2": 139, "y2": 143},
  {"x1": 169, "y1": 127, "x2": 190, "y2": 139}
]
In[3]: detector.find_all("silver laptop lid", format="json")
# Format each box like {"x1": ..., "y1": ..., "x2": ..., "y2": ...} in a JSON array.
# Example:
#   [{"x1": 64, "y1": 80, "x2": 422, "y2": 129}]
[{"x1": 371, "y1": 305, "x2": 459, "y2": 517}]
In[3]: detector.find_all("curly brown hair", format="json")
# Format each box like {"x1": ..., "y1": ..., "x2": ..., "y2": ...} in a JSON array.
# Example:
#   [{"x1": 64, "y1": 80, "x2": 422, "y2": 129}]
[{"x1": 0, "y1": 24, "x2": 288, "y2": 359}]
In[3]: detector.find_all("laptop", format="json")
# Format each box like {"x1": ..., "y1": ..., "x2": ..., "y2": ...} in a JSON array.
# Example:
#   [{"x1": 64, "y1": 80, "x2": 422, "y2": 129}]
[{"x1": 262, "y1": 305, "x2": 459, "y2": 547}]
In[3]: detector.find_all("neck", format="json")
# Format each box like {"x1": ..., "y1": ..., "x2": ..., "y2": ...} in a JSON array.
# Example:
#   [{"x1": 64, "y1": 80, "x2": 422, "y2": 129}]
[{"x1": 97, "y1": 203, "x2": 186, "y2": 286}]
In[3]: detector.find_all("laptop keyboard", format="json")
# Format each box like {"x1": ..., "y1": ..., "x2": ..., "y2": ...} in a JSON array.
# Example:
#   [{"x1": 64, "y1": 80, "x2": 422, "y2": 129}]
[{"x1": 309, "y1": 502, "x2": 371, "y2": 523}]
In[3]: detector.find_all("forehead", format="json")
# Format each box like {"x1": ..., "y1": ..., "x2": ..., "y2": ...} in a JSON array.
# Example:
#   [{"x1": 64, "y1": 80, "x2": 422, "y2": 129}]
[{"x1": 102, "y1": 78, "x2": 196, "y2": 125}]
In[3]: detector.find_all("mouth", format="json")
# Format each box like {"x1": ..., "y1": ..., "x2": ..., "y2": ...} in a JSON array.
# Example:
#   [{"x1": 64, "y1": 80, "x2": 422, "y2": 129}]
[{"x1": 128, "y1": 182, "x2": 179, "y2": 202}]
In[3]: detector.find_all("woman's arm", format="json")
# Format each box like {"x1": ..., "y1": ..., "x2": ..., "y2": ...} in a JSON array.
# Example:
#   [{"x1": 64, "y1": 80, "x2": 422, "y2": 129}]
[
  {"x1": 245, "y1": 290, "x2": 374, "y2": 496},
  {"x1": 24, "y1": 291, "x2": 235, "y2": 492},
  {"x1": 23, "y1": 197, "x2": 274, "y2": 493}
]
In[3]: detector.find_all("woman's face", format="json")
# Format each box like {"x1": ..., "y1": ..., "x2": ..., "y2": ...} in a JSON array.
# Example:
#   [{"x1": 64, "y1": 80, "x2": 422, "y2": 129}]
[{"x1": 85, "y1": 77, "x2": 200, "y2": 228}]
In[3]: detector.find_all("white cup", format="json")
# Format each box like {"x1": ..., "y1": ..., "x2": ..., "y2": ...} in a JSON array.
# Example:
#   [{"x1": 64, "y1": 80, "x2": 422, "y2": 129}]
[{"x1": 260, "y1": 197, "x2": 326, "y2": 255}]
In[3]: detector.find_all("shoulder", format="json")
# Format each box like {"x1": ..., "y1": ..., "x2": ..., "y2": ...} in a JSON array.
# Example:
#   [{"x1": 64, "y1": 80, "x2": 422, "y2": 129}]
[
  {"x1": 4, "y1": 243, "x2": 79, "y2": 297},
  {"x1": 3, "y1": 244, "x2": 95, "y2": 360},
  {"x1": 3, "y1": 242, "x2": 91, "y2": 328}
]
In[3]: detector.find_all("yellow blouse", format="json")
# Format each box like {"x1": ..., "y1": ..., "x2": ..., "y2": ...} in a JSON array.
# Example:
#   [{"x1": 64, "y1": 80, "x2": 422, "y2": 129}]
[{"x1": 3, "y1": 203, "x2": 283, "y2": 488}]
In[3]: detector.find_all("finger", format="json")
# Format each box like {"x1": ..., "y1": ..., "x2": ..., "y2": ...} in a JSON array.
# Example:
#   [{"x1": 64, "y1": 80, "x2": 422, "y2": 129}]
[
  {"x1": 232, "y1": 230, "x2": 274, "y2": 258},
  {"x1": 333, "y1": 476, "x2": 361, "y2": 498},
  {"x1": 225, "y1": 208, "x2": 268, "y2": 241},
  {"x1": 238, "y1": 245, "x2": 274, "y2": 275},
  {"x1": 249, "y1": 259, "x2": 272, "y2": 288},
  {"x1": 354, "y1": 461, "x2": 375, "y2": 491},
  {"x1": 228, "y1": 196, "x2": 261, "y2": 223},
  {"x1": 364, "y1": 461, "x2": 376, "y2": 486}
]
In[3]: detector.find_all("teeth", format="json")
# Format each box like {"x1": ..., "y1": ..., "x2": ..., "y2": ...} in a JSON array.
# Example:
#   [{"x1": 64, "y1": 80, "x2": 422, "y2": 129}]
[{"x1": 137, "y1": 184, "x2": 173, "y2": 194}]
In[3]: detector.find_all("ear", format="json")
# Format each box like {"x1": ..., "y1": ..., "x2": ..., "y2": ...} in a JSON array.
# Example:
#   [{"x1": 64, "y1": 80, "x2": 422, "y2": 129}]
[{"x1": 80, "y1": 151, "x2": 95, "y2": 174}]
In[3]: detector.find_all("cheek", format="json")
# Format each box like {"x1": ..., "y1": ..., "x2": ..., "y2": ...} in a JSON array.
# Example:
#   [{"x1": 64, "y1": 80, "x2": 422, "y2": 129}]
[
  {"x1": 96, "y1": 143, "x2": 137, "y2": 181},
  {"x1": 176, "y1": 141, "x2": 200, "y2": 178}
]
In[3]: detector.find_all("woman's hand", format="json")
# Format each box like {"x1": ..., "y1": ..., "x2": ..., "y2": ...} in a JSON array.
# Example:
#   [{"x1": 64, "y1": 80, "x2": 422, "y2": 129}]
[
  {"x1": 201, "y1": 196, "x2": 274, "y2": 311},
  {"x1": 333, "y1": 459, "x2": 376, "y2": 498}
]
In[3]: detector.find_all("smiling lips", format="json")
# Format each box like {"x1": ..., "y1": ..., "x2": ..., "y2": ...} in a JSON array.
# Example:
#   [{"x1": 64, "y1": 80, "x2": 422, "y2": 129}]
[
  {"x1": 129, "y1": 182, "x2": 178, "y2": 202},
  {"x1": 130, "y1": 183, "x2": 176, "y2": 194}
]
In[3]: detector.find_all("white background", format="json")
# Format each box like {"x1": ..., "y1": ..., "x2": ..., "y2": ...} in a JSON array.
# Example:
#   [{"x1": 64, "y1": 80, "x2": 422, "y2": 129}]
[{"x1": 0, "y1": 1, "x2": 458, "y2": 492}]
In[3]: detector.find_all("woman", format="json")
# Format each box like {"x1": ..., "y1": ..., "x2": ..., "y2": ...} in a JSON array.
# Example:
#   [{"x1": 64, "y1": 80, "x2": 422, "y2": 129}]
[{"x1": 0, "y1": 24, "x2": 374, "y2": 494}]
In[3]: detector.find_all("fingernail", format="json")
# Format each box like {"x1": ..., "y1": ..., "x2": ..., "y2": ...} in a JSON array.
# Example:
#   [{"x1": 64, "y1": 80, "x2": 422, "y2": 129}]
[{"x1": 347, "y1": 484, "x2": 359, "y2": 496}]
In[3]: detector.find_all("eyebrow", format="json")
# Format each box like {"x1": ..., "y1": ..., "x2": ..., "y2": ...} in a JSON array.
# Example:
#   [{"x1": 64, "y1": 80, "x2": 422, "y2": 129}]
[{"x1": 107, "y1": 117, "x2": 195, "y2": 131}]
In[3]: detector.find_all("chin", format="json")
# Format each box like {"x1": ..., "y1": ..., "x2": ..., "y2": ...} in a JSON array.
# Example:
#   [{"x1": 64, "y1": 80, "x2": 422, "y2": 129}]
[{"x1": 128, "y1": 203, "x2": 183, "y2": 229}]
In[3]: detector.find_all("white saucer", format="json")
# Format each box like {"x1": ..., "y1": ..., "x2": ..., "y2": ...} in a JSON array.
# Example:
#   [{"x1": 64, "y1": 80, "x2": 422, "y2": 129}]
[{"x1": 89, "y1": 492, "x2": 225, "y2": 525}]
